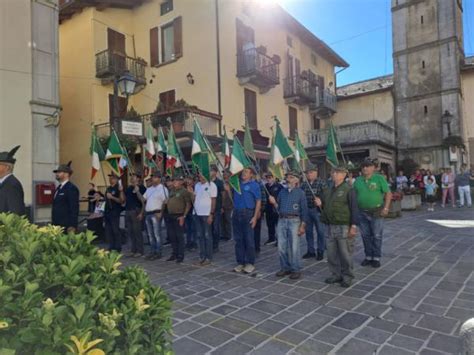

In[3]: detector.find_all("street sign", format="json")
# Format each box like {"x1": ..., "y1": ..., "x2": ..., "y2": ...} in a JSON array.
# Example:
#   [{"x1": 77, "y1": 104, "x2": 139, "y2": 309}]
[{"x1": 121, "y1": 120, "x2": 143, "y2": 136}]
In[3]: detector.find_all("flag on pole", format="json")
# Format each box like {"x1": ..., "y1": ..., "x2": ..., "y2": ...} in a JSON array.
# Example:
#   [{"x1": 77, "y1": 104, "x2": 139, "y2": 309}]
[
  {"x1": 271, "y1": 119, "x2": 294, "y2": 166},
  {"x1": 268, "y1": 131, "x2": 284, "y2": 180},
  {"x1": 89, "y1": 127, "x2": 105, "y2": 180},
  {"x1": 326, "y1": 123, "x2": 339, "y2": 167},
  {"x1": 191, "y1": 120, "x2": 210, "y2": 181},
  {"x1": 222, "y1": 127, "x2": 231, "y2": 169},
  {"x1": 243, "y1": 115, "x2": 256, "y2": 161},
  {"x1": 105, "y1": 130, "x2": 128, "y2": 176},
  {"x1": 143, "y1": 145, "x2": 158, "y2": 180},
  {"x1": 294, "y1": 131, "x2": 308, "y2": 164},
  {"x1": 156, "y1": 127, "x2": 167, "y2": 154},
  {"x1": 144, "y1": 121, "x2": 156, "y2": 159},
  {"x1": 166, "y1": 125, "x2": 182, "y2": 176},
  {"x1": 229, "y1": 135, "x2": 251, "y2": 194}
]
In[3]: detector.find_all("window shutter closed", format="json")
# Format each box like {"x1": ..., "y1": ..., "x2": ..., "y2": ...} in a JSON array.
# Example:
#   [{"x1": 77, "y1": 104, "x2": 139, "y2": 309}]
[
  {"x1": 289, "y1": 107, "x2": 297, "y2": 138},
  {"x1": 150, "y1": 27, "x2": 158, "y2": 66},
  {"x1": 173, "y1": 16, "x2": 183, "y2": 58},
  {"x1": 244, "y1": 88, "x2": 257, "y2": 129}
]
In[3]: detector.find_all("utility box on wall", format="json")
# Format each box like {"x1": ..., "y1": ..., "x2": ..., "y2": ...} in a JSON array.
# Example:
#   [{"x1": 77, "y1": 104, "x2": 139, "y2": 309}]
[{"x1": 35, "y1": 182, "x2": 55, "y2": 206}]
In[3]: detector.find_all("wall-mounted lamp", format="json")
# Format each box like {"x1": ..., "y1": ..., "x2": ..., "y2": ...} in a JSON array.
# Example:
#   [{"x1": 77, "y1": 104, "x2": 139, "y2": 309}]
[{"x1": 187, "y1": 73, "x2": 195, "y2": 85}]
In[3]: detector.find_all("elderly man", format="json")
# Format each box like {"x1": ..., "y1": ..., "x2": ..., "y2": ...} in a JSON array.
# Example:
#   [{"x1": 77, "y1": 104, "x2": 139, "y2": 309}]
[
  {"x1": 0, "y1": 146, "x2": 25, "y2": 215},
  {"x1": 52, "y1": 161, "x2": 80, "y2": 233},
  {"x1": 353, "y1": 158, "x2": 392, "y2": 268},
  {"x1": 268, "y1": 170, "x2": 307, "y2": 280},
  {"x1": 316, "y1": 165, "x2": 359, "y2": 287}
]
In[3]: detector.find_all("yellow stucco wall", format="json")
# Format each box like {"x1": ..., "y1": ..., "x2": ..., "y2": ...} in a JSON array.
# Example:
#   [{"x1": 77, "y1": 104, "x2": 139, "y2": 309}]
[
  {"x1": 461, "y1": 69, "x2": 474, "y2": 167},
  {"x1": 331, "y1": 90, "x2": 394, "y2": 127},
  {"x1": 59, "y1": 0, "x2": 340, "y2": 194}
]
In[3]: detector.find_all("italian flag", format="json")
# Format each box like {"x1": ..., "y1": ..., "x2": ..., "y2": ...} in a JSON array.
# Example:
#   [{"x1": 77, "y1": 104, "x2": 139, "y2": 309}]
[
  {"x1": 268, "y1": 131, "x2": 284, "y2": 180},
  {"x1": 166, "y1": 125, "x2": 182, "y2": 176},
  {"x1": 271, "y1": 118, "x2": 294, "y2": 166},
  {"x1": 326, "y1": 122, "x2": 339, "y2": 167},
  {"x1": 229, "y1": 135, "x2": 251, "y2": 194},
  {"x1": 145, "y1": 121, "x2": 156, "y2": 159},
  {"x1": 294, "y1": 130, "x2": 309, "y2": 170},
  {"x1": 89, "y1": 127, "x2": 105, "y2": 180},
  {"x1": 156, "y1": 127, "x2": 167, "y2": 154},
  {"x1": 222, "y1": 127, "x2": 231, "y2": 168},
  {"x1": 191, "y1": 120, "x2": 210, "y2": 181},
  {"x1": 105, "y1": 130, "x2": 128, "y2": 176}
]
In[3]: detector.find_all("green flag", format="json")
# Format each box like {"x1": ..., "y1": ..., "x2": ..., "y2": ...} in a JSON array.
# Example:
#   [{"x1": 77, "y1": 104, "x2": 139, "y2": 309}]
[
  {"x1": 191, "y1": 120, "x2": 210, "y2": 181},
  {"x1": 326, "y1": 123, "x2": 339, "y2": 167},
  {"x1": 271, "y1": 119, "x2": 294, "y2": 166},
  {"x1": 90, "y1": 127, "x2": 105, "y2": 180},
  {"x1": 294, "y1": 131, "x2": 308, "y2": 163},
  {"x1": 166, "y1": 125, "x2": 182, "y2": 176},
  {"x1": 268, "y1": 131, "x2": 284, "y2": 180},
  {"x1": 105, "y1": 130, "x2": 127, "y2": 176},
  {"x1": 243, "y1": 115, "x2": 256, "y2": 161},
  {"x1": 229, "y1": 135, "x2": 251, "y2": 194},
  {"x1": 156, "y1": 127, "x2": 167, "y2": 153}
]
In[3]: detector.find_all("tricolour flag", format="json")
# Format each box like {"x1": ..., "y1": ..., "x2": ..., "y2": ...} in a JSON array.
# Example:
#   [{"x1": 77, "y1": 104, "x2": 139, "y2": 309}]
[
  {"x1": 191, "y1": 120, "x2": 210, "y2": 181},
  {"x1": 326, "y1": 123, "x2": 339, "y2": 167},
  {"x1": 271, "y1": 118, "x2": 294, "y2": 166},
  {"x1": 145, "y1": 121, "x2": 156, "y2": 159},
  {"x1": 105, "y1": 130, "x2": 128, "y2": 176},
  {"x1": 156, "y1": 127, "x2": 167, "y2": 154},
  {"x1": 268, "y1": 130, "x2": 284, "y2": 180},
  {"x1": 243, "y1": 114, "x2": 256, "y2": 161},
  {"x1": 229, "y1": 135, "x2": 251, "y2": 194},
  {"x1": 89, "y1": 127, "x2": 105, "y2": 180},
  {"x1": 222, "y1": 126, "x2": 231, "y2": 169},
  {"x1": 294, "y1": 131, "x2": 308, "y2": 164},
  {"x1": 166, "y1": 125, "x2": 182, "y2": 176}
]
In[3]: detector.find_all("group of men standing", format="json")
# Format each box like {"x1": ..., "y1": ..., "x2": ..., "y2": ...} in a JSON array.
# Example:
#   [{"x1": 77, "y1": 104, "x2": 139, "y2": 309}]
[{"x1": 0, "y1": 144, "x2": 393, "y2": 287}]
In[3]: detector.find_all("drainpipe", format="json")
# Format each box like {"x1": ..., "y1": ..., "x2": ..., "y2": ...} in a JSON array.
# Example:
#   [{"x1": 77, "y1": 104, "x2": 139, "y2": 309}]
[{"x1": 215, "y1": 0, "x2": 222, "y2": 136}]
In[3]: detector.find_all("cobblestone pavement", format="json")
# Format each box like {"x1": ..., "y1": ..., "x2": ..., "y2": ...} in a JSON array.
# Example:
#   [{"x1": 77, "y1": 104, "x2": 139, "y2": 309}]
[{"x1": 121, "y1": 207, "x2": 474, "y2": 354}]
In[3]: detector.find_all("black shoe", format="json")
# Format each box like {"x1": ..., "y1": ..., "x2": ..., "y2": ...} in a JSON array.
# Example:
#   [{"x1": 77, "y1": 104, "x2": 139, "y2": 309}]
[
  {"x1": 316, "y1": 252, "x2": 324, "y2": 261},
  {"x1": 361, "y1": 259, "x2": 372, "y2": 267},
  {"x1": 325, "y1": 277, "x2": 342, "y2": 284},
  {"x1": 371, "y1": 260, "x2": 381, "y2": 268},
  {"x1": 167, "y1": 255, "x2": 176, "y2": 261},
  {"x1": 289, "y1": 272, "x2": 302, "y2": 280},
  {"x1": 302, "y1": 252, "x2": 316, "y2": 259},
  {"x1": 276, "y1": 270, "x2": 291, "y2": 277},
  {"x1": 264, "y1": 239, "x2": 276, "y2": 245},
  {"x1": 340, "y1": 280, "x2": 352, "y2": 288}
]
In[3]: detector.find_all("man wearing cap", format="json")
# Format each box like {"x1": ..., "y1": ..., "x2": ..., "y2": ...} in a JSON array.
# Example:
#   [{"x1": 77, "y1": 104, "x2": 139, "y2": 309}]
[
  {"x1": 138, "y1": 172, "x2": 168, "y2": 259},
  {"x1": 353, "y1": 158, "x2": 392, "y2": 268},
  {"x1": 264, "y1": 172, "x2": 282, "y2": 246},
  {"x1": 104, "y1": 173, "x2": 125, "y2": 252},
  {"x1": 0, "y1": 146, "x2": 25, "y2": 215},
  {"x1": 164, "y1": 175, "x2": 192, "y2": 263},
  {"x1": 124, "y1": 173, "x2": 146, "y2": 257},
  {"x1": 268, "y1": 170, "x2": 307, "y2": 280},
  {"x1": 302, "y1": 166, "x2": 326, "y2": 260},
  {"x1": 232, "y1": 167, "x2": 261, "y2": 274},
  {"x1": 316, "y1": 165, "x2": 359, "y2": 287},
  {"x1": 52, "y1": 161, "x2": 80, "y2": 233}
]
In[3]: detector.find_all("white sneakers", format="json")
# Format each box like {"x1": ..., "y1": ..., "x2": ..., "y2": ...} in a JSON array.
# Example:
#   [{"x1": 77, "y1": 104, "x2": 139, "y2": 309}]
[{"x1": 234, "y1": 264, "x2": 255, "y2": 274}]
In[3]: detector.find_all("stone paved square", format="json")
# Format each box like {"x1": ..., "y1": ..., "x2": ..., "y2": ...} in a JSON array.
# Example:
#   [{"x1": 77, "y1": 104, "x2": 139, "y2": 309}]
[{"x1": 121, "y1": 207, "x2": 474, "y2": 354}]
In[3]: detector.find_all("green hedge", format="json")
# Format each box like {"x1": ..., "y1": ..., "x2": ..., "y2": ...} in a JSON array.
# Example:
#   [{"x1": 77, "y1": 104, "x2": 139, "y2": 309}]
[{"x1": 0, "y1": 213, "x2": 173, "y2": 354}]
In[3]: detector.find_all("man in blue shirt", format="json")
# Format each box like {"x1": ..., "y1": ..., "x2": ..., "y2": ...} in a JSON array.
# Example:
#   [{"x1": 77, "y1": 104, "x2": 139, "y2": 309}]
[
  {"x1": 232, "y1": 167, "x2": 261, "y2": 274},
  {"x1": 268, "y1": 170, "x2": 308, "y2": 280}
]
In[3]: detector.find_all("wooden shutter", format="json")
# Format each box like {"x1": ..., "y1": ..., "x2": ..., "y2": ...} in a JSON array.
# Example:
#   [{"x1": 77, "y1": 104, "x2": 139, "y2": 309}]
[
  {"x1": 236, "y1": 19, "x2": 254, "y2": 54},
  {"x1": 173, "y1": 16, "x2": 183, "y2": 58},
  {"x1": 107, "y1": 28, "x2": 125, "y2": 55},
  {"x1": 150, "y1": 27, "x2": 159, "y2": 66},
  {"x1": 312, "y1": 114, "x2": 320, "y2": 130},
  {"x1": 244, "y1": 88, "x2": 257, "y2": 129},
  {"x1": 295, "y1": 58, "x2": 301, "y2": 77},
  {"x1": 289, "y1": 107, "x2": 297, "y2": 138},
  {"x1": 109, "y1": 94, "x2": 128, "y2": 123}
]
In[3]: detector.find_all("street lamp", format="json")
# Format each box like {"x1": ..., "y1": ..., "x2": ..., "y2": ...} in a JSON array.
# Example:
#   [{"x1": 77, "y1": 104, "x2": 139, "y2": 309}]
[{"x1": 117, "y1": 71, "x2": 138, "y2": 96}]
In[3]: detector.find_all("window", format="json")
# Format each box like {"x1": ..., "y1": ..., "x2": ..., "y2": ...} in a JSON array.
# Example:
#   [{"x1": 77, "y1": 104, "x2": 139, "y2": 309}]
[
  {"x1": 244, "y1": 88, "x2": 257, "y2": 129},
  {"x1": 161, "y1": 23, "x2": 174, "y2": 62},
  {"x1": 160, "y1": 0, "x2": 173, "y2": 16},
  {"x1": 421, "y1": 15, "x2": 424, "y2": 24},
  {"x1": 422, "y1": 60, "x2": 425, "y2": 69},
  {"x1": 311, "y1": 114, "x2": 320, "y2": 130},
  {"x1": 311, "y1": 53, "x2": 317, "y2": 66},
  {"x1": 424, "y1": 105, "x2": 428, "y2": 115},
  {"x1": 286, "y1": 35, "x2": 293, "y2": 47},
  {"x1": 150, "y1": 17, "x2": 182, "y2": 66},
  {"x1": 159, "y1": 90, "x2": 176, "y2": 110},
  {"x1": 289, "y1": 107, "x2": 297, "y2": 139}
]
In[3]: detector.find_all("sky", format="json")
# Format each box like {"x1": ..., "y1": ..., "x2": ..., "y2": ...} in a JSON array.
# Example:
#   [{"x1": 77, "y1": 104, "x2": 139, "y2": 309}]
[{"x1": 275, "y1": 0, "x2": 474, "y2": 86}]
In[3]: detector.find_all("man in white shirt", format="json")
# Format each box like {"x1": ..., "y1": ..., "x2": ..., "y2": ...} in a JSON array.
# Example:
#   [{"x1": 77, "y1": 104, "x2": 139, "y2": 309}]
[
  {"x1": 193, "y1": 173, "x2": 217, "y2": 266},
  {"x1": 138, "y1": 172, "x2": 168, "y2": 259}
]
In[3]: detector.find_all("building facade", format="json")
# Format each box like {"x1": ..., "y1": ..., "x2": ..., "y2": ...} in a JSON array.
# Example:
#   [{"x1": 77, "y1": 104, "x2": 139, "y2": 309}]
[
  {"x1": 58, "y1": 0, "x2": 347, "y2": 194},
  {"x1": 0, "y1": 0, "x2": 60, "y2": 222}
]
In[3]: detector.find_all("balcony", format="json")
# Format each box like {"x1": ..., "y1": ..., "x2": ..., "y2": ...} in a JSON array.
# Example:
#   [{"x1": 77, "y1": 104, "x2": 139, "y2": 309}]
[
  {"x1": 284, "y1": 75, "x2": 317, "y2": 106},
  {"x1": 309, "y1": 89, "x2": 337, "y2": 117},
  {"x1": 95, "y1": 49, "x2": 147, "y2": 87},
  {"x1": 236, "y1": 48, "x2": 280, "y2": 92},
  {"x1": 306, "y1": 121, "x2": 395, "y2": 148}
]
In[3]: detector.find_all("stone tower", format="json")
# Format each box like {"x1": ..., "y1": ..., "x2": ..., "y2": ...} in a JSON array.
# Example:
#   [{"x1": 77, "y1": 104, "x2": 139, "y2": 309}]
[{"x1": 392, "y1": 0, "x2": 465, "y2": 169}]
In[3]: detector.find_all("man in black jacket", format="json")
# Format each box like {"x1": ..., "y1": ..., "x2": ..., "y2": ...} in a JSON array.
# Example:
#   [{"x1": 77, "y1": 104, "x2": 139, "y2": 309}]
[
  {"x1": 0, "y1": 145, "x2": 26, "y2": 216},
  {"x1": 52, "y1": 161, "x2": 80, "y2": 233}
]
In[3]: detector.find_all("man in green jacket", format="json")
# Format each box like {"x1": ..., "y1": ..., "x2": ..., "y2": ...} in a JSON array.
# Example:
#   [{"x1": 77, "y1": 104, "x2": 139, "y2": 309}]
[{"x1": 316, "y1": 165, "x2": 359, "y2": 288}]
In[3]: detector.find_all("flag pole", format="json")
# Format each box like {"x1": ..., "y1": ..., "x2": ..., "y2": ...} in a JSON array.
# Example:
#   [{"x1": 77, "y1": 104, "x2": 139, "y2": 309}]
[{"x1": 111, "y1": 127, "x2": 136, "y2": 175}]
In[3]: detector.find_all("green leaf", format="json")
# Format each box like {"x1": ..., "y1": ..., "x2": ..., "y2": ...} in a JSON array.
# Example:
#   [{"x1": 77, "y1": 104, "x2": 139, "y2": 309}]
[
  {"x1": 42, "y1": 313, "x2": 53, "y2": 327},
  {"x1": 72, "y1": 303, "x2": 85, "y2": 321}
]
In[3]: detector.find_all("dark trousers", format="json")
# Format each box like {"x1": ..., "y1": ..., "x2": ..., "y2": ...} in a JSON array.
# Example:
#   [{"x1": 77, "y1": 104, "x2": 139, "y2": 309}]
[
  {"x1": 222, "y1": 208, "x2": 232, "y2": 240},
  {"x1": 254, "y1": 215, "x2": 262, "y2": 252},
  {"x1": 167, "y1": 214, "x2": 185, "y2": 260},
  {"x1": 265, "y1": 209, "x2": 279, "y2": 241},
  {"x1": 232, "y1": 209, "x2": 256, "y2": 265},
  {"x1": 105, "y1": 213, "x2": 121, "y2": 252},
  {"x1": 126, "y1": 209, "x2": 143, "y2": 254},
  {"x1": 185, "y1": 213, "x2": 196, "y2": 247},
  {"x1": 212, "y1": 210, "x2": 222, "y2": 250},
  {"x1": 305, "y1": 208, "x2": 326, "y2": 254}
]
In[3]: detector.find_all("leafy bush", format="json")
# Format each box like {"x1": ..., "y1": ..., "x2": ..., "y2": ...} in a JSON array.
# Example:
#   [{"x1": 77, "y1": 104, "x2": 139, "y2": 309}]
[{"x1": 0, "y1": 213, "x2": 172, "y2": 355}]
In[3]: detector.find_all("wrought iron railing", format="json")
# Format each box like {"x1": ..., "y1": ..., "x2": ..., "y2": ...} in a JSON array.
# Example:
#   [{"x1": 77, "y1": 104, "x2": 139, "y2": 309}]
[
  {"x1": 310, "y1": 88, "x2": 337, "y2": 113},
  {"x1": 306, "y1": 121, "x2": 395, "y2": 148},
  {"x1": 283, "y1": 75, "x2": 317, "y2": 103},
  {"x1": 236, "y1": 48, "x2": 280, "y2": 85},
  {"x1": 95, "y1": 49, "x2": 146, "y2": 84}
]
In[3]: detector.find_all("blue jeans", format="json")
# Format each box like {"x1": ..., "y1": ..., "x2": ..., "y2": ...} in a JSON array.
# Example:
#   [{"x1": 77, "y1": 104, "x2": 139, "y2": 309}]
[
  {"x1": 232, "y1": 209, "x2": 256, "y2": 265},
  {"x1": 359, "y1": 211, "x2": 384, "y2": 260},
  {"x1": 194, "y1": 215, "x2": 213, "y2": 261},
  {"x1": 145, "y1": 213, "x2": 162, "y2": 253},
  {"x1": 305, "y1": 208, "x2": 326, "y2": 254},
  {"x1": 277, "y1": 218, "x2": 302, "y2": 272},
  {"x1": 185, "y1": 213, "x2": 196, "y2": 247},
  {"x1": 212, "y1": 211, "x2": 222, "y2": 249}
]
